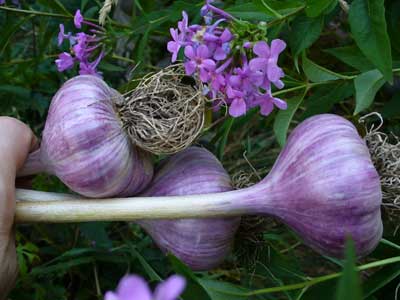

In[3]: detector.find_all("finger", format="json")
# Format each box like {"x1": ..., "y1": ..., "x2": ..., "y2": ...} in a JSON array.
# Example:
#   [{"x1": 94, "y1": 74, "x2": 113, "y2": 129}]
[
  {"x1": 0, "y1": 117, "x2": 37, "y2": 173},
  {"x1": 0, "y1": 117, "x2": 36, "y2": 234}
]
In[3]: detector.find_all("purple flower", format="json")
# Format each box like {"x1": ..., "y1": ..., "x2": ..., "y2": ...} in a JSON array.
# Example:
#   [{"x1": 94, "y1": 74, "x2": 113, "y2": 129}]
[
  {"x1": 79, "y1": 51, "x2": 104, "y2": 77},
  {"x1": 256, "y1": 91, "x2": 287, "y2": 116},
  {"x1": 184, "y1": 45, "x2": 216, "y2": 82},
  {"x1": 74, "y1": 10, "x2": 84, "y2": 29},
  {"x1": 58, "y1": 24, "x2": 74, "y2": 46},
  {"x1": 178, "y1": 11, "x2": 189, "y2": 35},
  {"x1": 227, "y1": 85, "x2": 246, "y2": 117},
  {"x1": 204, "y1": 28, "x2": 233, "y2": 61},
  {"x1": 167, "y1": 29, "x2": 184, "y2": 63},
  {"x1": 0, "y1": 0, "x2": 20, "y2": 5},
  {"x1": 104, "y1": 274, "x2": 186, "y2": 300},
  {"x1": 55, "y1": 52, "x2": 75, "y2": 72},
  {"x1": 72, "y1": 32, "x2": 91, "y2": 60},
  {"x1": 229, "y1": 58, "x2": 263, "y2": 92},
  {"x1": 249, "y1": 39, "x2": 286, "y2": 88},
  {"x1": 201, "y1": 0, "x2": 233, "y2": 20}
]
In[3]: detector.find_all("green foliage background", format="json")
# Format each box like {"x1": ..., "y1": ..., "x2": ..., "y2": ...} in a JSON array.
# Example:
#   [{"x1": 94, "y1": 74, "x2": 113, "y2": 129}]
[{"x1": 0, "y1": 0, "x2": 400, "y2": 299}]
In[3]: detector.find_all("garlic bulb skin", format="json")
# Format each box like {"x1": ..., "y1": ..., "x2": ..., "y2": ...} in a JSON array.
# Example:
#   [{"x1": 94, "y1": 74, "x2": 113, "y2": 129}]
[
  {"x1": 138, "y1": 147, "x2": 240, "y2": 271},
  {"x1": 33, "y1": 75, "x2": 153, "y2": 198}
]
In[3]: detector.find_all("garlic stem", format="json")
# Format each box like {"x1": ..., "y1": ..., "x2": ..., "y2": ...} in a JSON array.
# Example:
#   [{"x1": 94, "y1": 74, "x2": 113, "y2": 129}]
[
  {"x1": 17, "y1": 149, "x2": 48, "y2": 177},
  {"x1": 15, "y1": 188, "x2": 255, "y2": 223}
]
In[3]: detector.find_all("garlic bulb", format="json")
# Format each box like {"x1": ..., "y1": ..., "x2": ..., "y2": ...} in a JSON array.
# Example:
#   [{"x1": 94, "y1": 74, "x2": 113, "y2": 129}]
[
  {"x1": 138, "y1": 147, "x2": 240, "y2": 270},
  {"x1": 19, "y1": 75, "x2": 153, "y2": 198}
]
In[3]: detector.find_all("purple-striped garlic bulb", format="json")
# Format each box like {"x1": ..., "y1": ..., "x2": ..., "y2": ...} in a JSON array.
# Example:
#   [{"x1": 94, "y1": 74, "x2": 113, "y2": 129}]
[
  {"x1": 18, "y1": 75, "x2": 153, "y2": 198},
  {"x1": 137, "y1": 147, "x2": 240, "y2": 270}
]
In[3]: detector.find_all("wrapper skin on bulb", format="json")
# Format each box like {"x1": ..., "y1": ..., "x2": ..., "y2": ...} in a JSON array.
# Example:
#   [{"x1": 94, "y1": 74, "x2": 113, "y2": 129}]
[
  {"x1": 138, "y1": 147, "x2": 241, "y2": 271},
  {"x1": 19, "y1": 75, "x2": 153, "y2": 198}
]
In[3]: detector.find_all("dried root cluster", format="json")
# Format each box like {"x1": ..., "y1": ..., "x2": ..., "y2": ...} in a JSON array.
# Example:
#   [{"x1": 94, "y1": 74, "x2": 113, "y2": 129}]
[
  {"x1": 361, "y1": 113, "x2": 400, "y2": 225},
  {"x1": 117, "y1": 65, "x2": 205, "y2": 155}
]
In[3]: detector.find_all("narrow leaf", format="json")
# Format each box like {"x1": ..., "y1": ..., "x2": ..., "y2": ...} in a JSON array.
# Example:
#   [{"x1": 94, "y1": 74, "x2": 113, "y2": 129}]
[
  {"x1": 274, "y1": 93, "x2": 305, "y2": 147},
  {"x1": 349, "y1": 0, "x2": 393, "y2": 82},
  {"x1": 335, "y1": 238, "x2": 362, "y2": 300},
  {"x1": 353, "y1": 69, "x2": 385, "y2": 115},
  {"x1": 302, "y1": 53, "x2": 349, "y2": 82}
]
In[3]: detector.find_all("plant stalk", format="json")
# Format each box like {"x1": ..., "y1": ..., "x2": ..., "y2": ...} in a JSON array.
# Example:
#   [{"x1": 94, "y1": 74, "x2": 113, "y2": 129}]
[{"x1": 15, "y1": 187, "x2": 259, "y2": 223}]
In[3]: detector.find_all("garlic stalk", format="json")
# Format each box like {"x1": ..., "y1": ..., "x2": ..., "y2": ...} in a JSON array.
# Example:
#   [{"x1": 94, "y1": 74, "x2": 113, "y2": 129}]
[{"x1": 16, "y1": 114, "x2": 383, "y2": 258}]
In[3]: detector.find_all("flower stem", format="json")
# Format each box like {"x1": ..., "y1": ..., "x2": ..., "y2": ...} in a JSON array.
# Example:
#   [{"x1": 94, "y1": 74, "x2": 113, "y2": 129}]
[{"x1": 0, "y1": 6, "x2": 129, "y2": 29}]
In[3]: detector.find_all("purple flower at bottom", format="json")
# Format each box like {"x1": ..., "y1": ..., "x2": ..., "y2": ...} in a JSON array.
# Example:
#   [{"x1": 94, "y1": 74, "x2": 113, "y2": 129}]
[
  {"x1": 104, "y1": 274, "x2": 186, "y2": 300},
  {"x1": 74, "y1": 9, "x2": 84, "y2": 29},
  {"x1": 184, "y1": 45, "x2": 216, "y2": 82},
  {"x1": 55, "y1": 52, "x2": 75, "y2": 72}
]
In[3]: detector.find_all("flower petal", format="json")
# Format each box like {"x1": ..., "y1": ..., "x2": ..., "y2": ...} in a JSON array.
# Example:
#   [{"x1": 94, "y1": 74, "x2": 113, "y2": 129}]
[
  {"x1": 154, "y1": 275, "x2": 186, "y2": 300},
  {"x1": 213, "y1": 47, "x2": 227, "y2": 61},
  {"x1": 104, "y1": 291, "x2": 120, "y2": 300},
  {"x1": 116, "y1": 275, "x2": 152, "y2": 300},
  {"x1": 184, "y1": 45, "x2": 195, "y2": 60},
  {"x1": 229, "y1": 98, "x2": 247, "y2": 117},
  {"x1": 253, "y1": 41, "x2": 270, "y2": 58},
  {"x1": 260, "y1": 100, "x2": 274, "y2": 116},
  {"x1": 273, "y1": 79, "x2": 284, "y2": 89},
  {"x1": 270, "y1": 39, "x2": 286, "y2": 57},
  {"x1": 267, "y1": 64, "x2": 283, "y2": 82},
  {"x1": 169, "y1": 28, "x2": 178, "y2": 41},
  {"x1": 184, "y1": 61, "x2": 197, "y2": 75},
  {"x1": 74, "y1": 9, "x2": 83, "y2": 29},
  {"x1": 220, "y1": 28, "x2": 233, "y2": 42},
  {"x1": 249, "y1": 58, "x2": 267, "y2": 72},
  {"x1": 197, "y1": 44, "x2": 210, "y2": 58},
  {"x1": 272, "y1": 97, "x2": 287, "y2": 110},
  {"x1": 201, "y1": 59, "x2": 216, "y2": 71}
]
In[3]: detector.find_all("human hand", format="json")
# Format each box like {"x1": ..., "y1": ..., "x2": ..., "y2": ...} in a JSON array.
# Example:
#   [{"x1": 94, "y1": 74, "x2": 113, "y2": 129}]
[{"x1": 0, "y1": 117, "x2": 37, "y2": 299}]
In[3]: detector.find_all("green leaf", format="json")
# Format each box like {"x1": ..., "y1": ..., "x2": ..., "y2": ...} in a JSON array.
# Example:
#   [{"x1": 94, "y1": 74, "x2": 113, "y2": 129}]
[
  {"x1": 0, "y1": 16, "x2": 34, "y2": 56},
  {"x1": 79, "y1": 222, "x2": 112, "y2": 248},
  {"x1": 381, "y1": 93, "x2": 400, "y2": 119},
  {"x1": 217, "y1": 117, "x2": 235, "y2": 160},
  {"x1": 197, "y1": 279, "x2": 250, "y2": 300},
  {"x1": 289, "y1": 15, "x2": 324, "y2": 56},
  {"x1": 335, "y1": 238, "x2": 362, "y2": 300},
  {"x1": 274, "y1": 92, "x2": 306, "y2": 147},
  {"x1": 362, "y1": 263, "x2": 400, "y2": 298},
  {"x1": 226, "y1": 3, "x2": 273, "y2": 21},
  {"x1": 302, "y1": 53, "x2": 349, "y2": 82},
  {"x1": 36, "y1": 0, "x2": 72, "y2": 15},
  {"x1": 168, "y1": 254, "x2": 211, "y2": 300},
  {"x1": 301, "y1": 81, "x2": 354, "y2": 119},
  {"x1": 353, "y1": 69, "x2": 386, "y2": 115},
  {"x1": 349, "y1": 0, "x2": 393, "y2": 82},
  {"x1": 324, "y1": 46, "x2": 375, "y2": 72},
  {"x1": 253, "y1": 0, "x2": 283, "y2": 18},
  {"x1": 305, "y1": 0, "x2": 337, "y2": 17}
]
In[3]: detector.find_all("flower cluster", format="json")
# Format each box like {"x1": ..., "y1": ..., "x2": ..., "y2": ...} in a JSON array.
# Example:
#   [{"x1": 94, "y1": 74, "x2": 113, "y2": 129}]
[
  {"x1": 104, "y1": 274, "x2": 186, "y2": 300},
  {"x1": 167, "y1": 0, "x2": 287, "y2": 117},
  {"x1": 55, "y1": 10, "x2": 105, "y2": 77}
]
